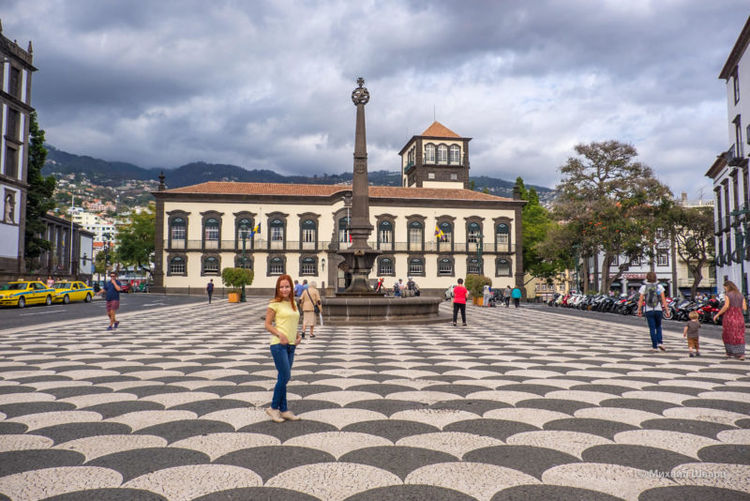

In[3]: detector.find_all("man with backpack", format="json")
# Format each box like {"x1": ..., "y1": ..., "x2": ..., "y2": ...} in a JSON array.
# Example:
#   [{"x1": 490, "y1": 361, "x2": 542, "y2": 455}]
[{"x1": 637, "y1": 271, "x2": 669, "y2": 351}]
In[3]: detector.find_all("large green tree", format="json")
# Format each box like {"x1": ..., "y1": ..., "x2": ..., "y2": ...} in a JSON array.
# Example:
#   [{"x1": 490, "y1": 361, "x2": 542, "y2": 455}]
[
  {"x1": 667, "y1": 205, "x2": 715, "y2": 298},
  {"x1": 24, "y1": 111, "x2": 56, "y2": 270},
  {"x1": 514, "y1": 177, "x2": 568, "y2": 282},
  {"x1": 547, "y1": 140, "x2": 673, "y2": 293},
  {"x1": 116, "y1": 204, "x2": 155, "y2": 274}
]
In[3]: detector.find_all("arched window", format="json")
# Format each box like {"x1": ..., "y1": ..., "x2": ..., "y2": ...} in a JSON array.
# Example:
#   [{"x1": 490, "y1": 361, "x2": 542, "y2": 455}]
[
  {"x1": 467, "y1": 222, "x2": 481, "y2": 243},
  {"x1": 270, "y1": 218, "x2": 284, "y2": 249},
  {"x1": 425, "y1": 144, "x2": 436, "y2": 163},
  {"x1": 300, "y1": 256, "x2": 317, "y2": 276},
  {"x1": 378, "y1": 257, "x2": 394, "y2": 276},
  {"x1": 235, "y1": 255, "x2": 253, "y2": 270},
  {"x1": 467, "y1": 256, "x2": 482, "y2": 275},
  {"x1": 301, "y1": 219, "x2": 317, "y2": 243},
  {"x1": 437, "y1": 221, "x2": 452, "y2": 244},
  {"x1": 237, "y1": 217, "x2": 253, "y2": 249},
  {"x1": 437, "y1": 145, "x2": 448, "y2": 163},
  {"x1": 169, "y1": 256, "x2": 186, "y2": 275},
  {"x1": 268, "y1": 256, "x2": 285, "y2": 275},
  {"x1": 438, "y1": 257, "x2": 453, "y2": 276},
  {"x1": 409, "y1": 257, "x2": 425, "y2": 276},
  {"x1": 449, "y1": 145, "x2": 461, "y2": 164},
  {"x1": 202, "y1": 256, "x2": 220, "y2": 275},
  {"x1": 496, "y1": 223, "x2": 510, "y2": 250},
  {"x1": 378, "y1": 220, "x2": 393, "y2": 250},
  {"x1": 204, "y1": 218, "x2": 220, "y2": 249},
  {"x1": 339, "y1": 217, "x2": 351, "y2": 244},
  {"x1": 171, "y1": 217, "x2": 186, "y2": 242},
  {"x1": 496, "y1": 258, "x2": 511, "y2": 277},
  {"x1": 408, "y1": 221, "x2": 423, "y2": 250}
]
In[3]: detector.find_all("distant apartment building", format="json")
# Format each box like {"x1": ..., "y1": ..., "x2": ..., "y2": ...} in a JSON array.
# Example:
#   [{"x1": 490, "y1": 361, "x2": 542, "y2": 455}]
[
  {"x1": 706, "y1": 16, "x2": 750, "y2": 293},
  {"x1": 71, "y1": 211, "x2": 116, "y2": 242},
  {"x1": 0, "y1": 22, "x2": 35, "y2": 281}
]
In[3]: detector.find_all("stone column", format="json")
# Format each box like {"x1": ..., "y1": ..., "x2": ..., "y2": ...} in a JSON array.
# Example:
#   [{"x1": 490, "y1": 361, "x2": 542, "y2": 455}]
[
  {"x1": 349, "y1": 77, "x2": 373, "y2": 249},
  {"x1": 153, "y1": 172, "x2": 166, "y2": 292}
]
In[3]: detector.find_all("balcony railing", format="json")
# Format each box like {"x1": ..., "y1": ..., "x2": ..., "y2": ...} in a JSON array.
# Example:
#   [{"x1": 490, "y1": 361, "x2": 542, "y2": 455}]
[{"x1": 166, "y1": 239, "x2": 516, "y2": 254}]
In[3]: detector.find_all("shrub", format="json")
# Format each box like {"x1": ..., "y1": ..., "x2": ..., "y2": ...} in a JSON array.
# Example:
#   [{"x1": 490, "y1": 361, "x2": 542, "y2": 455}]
[
  {"x1": 221, "y1": 267, "x2": 254, "y2": 293},
  {"x1": 465, "y1": 274, "x2": 492, "y2": 297}
]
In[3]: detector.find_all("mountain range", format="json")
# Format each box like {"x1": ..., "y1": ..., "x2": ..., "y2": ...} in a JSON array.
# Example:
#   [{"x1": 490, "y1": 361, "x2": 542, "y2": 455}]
[{"x1": 42, "y1": 145, "x2": 555, "y2": 199}]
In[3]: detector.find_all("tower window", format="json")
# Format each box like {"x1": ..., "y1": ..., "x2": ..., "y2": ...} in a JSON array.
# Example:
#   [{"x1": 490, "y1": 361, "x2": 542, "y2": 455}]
[
  {"x1": 437, "y1": 145, "x2": 448, "y2": 163},
  {"x1": 425, "y1": 144, "x2": 436, "y2": 163},
  {"x1": 449, "y1": 145, "x2": 461, "y2": 164}
]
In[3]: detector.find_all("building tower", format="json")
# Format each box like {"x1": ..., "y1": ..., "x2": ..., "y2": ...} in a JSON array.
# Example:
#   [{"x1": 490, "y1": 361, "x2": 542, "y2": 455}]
[{"x1": 398, "y1": 121, "x2": 471, "y2": 189}]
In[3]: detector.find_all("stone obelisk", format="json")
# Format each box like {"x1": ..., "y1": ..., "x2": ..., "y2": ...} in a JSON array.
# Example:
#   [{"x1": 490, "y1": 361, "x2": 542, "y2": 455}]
[{"x1": 337, "y1": 77, "x2": 380, "y2": 294}]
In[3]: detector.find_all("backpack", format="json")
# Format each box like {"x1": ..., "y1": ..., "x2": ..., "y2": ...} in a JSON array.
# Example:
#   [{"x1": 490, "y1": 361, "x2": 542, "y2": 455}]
[{"x1": 644, "y1": 284, "x2": 659, "y2": 308}]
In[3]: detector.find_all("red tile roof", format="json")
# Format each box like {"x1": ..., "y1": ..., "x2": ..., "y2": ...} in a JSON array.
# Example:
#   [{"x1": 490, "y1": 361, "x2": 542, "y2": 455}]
[
  {"x1": 420, "y1": 121, "x2": 461, "y2": 138},
  {"x1": 164, "y1": 182, "x2": 513, "y2": 202}
]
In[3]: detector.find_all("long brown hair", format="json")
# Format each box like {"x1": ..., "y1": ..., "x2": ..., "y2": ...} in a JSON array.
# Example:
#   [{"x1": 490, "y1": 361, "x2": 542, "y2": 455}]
[
  {"x1": 272, "y1": 274, "x2": 296, "y2": 311},
  {"x1": 724, "y1": 280, "x2": 739, "y2": 294}
]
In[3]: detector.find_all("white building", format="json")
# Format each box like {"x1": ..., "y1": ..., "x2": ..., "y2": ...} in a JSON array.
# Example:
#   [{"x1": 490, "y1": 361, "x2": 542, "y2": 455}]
[
  {"x1": 0, "y1": 23, "x2": 35, "y2": 281},
  {"x1": 71, "y1": 211, "x2": 116, "y2": 242},
  {"x1": 707, "y1": 16, "x2": 750, "y2": 292},
  {"x1": 152, "y1": 122, "x2": 526, "y2": 296}
]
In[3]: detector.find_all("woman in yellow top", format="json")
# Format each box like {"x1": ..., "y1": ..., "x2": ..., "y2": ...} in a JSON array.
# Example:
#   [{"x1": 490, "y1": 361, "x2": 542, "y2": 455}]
[{"x1": 264, "y1": 274, "x2": 302, "y2": 423}]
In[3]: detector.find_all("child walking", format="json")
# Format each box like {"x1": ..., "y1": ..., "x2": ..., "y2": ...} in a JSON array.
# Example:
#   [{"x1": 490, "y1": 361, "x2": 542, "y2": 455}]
[{"x1": 683, "y1": 310, "x2": 701, "y2": 357}]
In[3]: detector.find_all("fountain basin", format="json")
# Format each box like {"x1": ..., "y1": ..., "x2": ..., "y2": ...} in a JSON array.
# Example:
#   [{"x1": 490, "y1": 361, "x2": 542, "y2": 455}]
[{"x1": 321, "y1": 296, "x2": 444, "y2": 325}]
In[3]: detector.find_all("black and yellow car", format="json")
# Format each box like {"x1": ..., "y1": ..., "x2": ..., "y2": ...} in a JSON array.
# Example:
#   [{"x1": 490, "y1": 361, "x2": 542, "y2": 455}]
[
  {"x1": 53, "y1": 281, "x2": 95, "y2": 304},
  {"x1": 0, "y1": 281, "x2": 56, "y2": 308}
]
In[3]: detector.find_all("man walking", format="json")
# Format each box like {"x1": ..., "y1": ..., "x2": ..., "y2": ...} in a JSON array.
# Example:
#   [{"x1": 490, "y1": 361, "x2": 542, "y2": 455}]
[
  {"x1": 207, "y1": 279, "x2": 214, "y2": 304},
  {"x1": 99, "y1": 272, "x2": 122, "y2": 331},
  {"x1": 511, "y1": 285, "x2": 522, "y2": 308},
  {"x1": 504, "y1": 285, "x2": 512, "y2": 308},
  {"x1": 452, "y1": 278, "x2": 468, "y2": 326}
]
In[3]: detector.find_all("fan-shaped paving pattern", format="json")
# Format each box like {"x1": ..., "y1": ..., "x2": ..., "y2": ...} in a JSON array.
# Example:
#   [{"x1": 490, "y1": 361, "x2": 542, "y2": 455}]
[{"x1": 1, "y1": 299, "x2": 749, "y2": 498}]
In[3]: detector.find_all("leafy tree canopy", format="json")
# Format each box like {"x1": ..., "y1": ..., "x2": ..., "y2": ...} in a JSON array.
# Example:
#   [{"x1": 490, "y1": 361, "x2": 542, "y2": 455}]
[
  {"x1": 116, "y1": 204, "x2": 155, "y2": 273},
  {"x1": 514, "y1": 177, "x2": 568, "y2": 281},
  {"x1": 25, "y1": 112, "x2": 56, "y2": 269},
  {"x1": 666, "y1": 204, "x2": 715, "y2": 297},
  {"x1": 545, "y1": 141, "x2": 673, "y2": 293}
]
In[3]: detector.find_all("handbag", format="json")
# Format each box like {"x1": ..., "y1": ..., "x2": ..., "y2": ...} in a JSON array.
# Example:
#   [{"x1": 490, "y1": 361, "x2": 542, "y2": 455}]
[{"x1": 306, "y1": 289, "x2": 321, "y2": 314}]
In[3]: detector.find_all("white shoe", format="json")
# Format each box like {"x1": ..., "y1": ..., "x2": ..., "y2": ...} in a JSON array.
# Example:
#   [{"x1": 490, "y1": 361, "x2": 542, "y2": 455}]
[{"x1": 265, "y1": 408, "x2": 285, "y2": 423}]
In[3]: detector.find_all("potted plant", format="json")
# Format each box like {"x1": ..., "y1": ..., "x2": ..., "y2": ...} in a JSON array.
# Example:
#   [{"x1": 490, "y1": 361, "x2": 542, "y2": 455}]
[
  {"x1": 466, "y1": 274, "x2": 492, "y2": 306},
  {"x1": 222, "y1": 267, "x2": 254, "y2": 303}
]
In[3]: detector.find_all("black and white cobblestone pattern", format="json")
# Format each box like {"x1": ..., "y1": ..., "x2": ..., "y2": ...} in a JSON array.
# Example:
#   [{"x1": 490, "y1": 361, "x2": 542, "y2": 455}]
[{"x1": 0, "y1": 300, "x2": 748, "y2": 500}]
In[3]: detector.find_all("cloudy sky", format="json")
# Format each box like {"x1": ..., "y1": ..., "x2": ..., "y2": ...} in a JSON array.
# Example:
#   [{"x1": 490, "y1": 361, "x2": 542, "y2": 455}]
[{"x1": 4, "y1": 0, "x2": 749, "y2": 196}]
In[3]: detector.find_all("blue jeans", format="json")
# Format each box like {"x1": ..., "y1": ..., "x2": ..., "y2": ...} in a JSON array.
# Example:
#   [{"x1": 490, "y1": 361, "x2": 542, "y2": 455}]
[
  {"x1": 270, "y1": 343, "x2": 296, "y2": 412},
  {"x1": 644, "y1": 310, "x2": 663, "y2": 348}
]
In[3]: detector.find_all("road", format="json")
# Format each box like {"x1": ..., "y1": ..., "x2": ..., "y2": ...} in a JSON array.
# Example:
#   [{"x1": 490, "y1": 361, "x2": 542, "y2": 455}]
[{"x1": 0, "y1": 293, "x2": 207, "y2": 332}]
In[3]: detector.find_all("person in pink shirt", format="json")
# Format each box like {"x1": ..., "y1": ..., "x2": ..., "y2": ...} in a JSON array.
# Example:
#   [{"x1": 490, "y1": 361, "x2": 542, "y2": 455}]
[{"x1": 452, "y1": 278, "x2": 468, "y2": 326}]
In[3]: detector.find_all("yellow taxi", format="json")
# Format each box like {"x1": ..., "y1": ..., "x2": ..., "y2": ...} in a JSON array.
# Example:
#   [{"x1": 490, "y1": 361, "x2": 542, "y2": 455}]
[
  {"x1": 53, "y1": 281, "x2": 95, "y2": 304},
  {"x1": 0, "y1": 281, "x2": 56, "y2": 308}
]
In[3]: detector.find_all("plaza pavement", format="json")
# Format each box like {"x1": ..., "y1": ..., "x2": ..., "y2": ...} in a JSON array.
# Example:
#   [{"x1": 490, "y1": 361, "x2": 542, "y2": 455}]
[{"x1": 0, "y1": 299, "x2": 749, "y2": 501}]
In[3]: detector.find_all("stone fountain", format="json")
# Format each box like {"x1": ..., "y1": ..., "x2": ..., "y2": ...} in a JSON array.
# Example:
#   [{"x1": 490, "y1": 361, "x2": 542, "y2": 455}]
[{"x1": 322, "y1": 78, "x2": 443, "y2": 324}]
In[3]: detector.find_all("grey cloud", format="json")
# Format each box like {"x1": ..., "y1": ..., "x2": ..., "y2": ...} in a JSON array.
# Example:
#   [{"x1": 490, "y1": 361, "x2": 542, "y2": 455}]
[{"x1": 2, "y1": 0, "x2": 748, "y2": 196}]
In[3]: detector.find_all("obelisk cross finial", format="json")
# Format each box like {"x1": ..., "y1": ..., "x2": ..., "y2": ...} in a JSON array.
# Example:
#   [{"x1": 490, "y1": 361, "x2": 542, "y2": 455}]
[{"x1": 352, "y1": 77, "x2": 370, "y2": 105}]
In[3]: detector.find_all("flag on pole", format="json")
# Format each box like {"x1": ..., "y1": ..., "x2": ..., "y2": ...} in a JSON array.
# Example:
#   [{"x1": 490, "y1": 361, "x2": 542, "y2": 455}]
[
  {"x1": 250, "y1": 222, "x2": 261, "y2": 237},
  {"x1": 434, "y1": 225, "x2": 445, "y2": 240}
]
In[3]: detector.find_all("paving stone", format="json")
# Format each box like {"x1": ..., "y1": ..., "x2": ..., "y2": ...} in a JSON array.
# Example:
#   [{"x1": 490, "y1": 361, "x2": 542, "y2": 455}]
[{"x1": 0, "y1": 300, "x2": 748, "y2": 498}]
